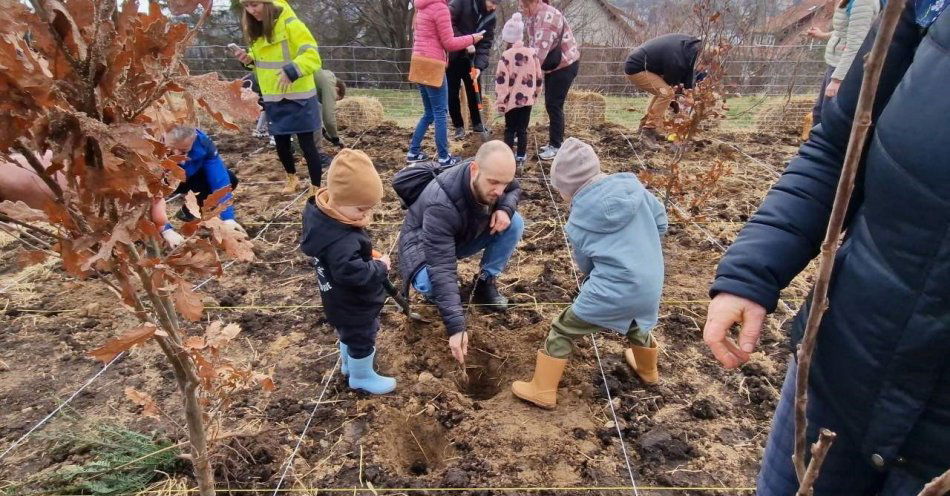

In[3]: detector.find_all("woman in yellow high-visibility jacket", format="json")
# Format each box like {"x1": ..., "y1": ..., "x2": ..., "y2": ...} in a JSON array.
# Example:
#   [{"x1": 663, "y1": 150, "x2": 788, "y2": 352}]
[{"x1": 233, "y1": 0, "x2": 323, "y2": 194}]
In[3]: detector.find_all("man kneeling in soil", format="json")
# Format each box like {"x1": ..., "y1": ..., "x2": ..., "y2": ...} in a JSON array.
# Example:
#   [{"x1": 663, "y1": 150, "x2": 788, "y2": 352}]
[{"x1": 398, "y1": 140, "x2": 523, "y2": 364}]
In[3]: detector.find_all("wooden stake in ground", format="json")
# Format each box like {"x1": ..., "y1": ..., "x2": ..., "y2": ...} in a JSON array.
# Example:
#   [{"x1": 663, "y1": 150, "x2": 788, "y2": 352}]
[{"x1": 791, "y1": 1, "x2": 905, "y2": 493}]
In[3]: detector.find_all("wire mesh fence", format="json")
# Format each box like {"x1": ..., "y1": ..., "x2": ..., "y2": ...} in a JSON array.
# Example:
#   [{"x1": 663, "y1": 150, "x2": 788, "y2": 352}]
[{"x1": 185, "y1": 44, "x2": 825, "y2": 133}]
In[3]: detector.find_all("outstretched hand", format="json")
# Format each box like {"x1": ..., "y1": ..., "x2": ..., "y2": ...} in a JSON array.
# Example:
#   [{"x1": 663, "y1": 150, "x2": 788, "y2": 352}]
[{"x1": 702, "y1": 293, "x2": 766, "y2": 369}]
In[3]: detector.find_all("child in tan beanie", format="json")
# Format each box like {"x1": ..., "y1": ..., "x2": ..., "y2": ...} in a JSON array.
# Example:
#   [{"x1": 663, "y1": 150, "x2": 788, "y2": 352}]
[
  {"x1": 512, "y1": 137, "x2": 668, "y2": 409},
  {"x1": 300, "y1": 149, "x2": 396, "y2": 394}
]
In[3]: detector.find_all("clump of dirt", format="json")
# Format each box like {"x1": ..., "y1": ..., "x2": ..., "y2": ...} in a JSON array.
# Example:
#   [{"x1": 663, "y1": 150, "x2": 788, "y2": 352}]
[{"x1": 215, "y1": 432, "x2": 282, "y2": 487}]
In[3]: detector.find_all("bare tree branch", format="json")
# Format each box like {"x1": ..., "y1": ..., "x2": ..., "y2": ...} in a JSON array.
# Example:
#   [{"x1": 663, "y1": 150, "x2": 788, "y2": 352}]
[{"x1": 792, "y1": 0, "x2": 906, "y2": 488}]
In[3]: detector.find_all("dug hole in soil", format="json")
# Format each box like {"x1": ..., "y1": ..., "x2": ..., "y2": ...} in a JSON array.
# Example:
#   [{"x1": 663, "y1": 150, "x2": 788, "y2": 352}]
[{"x1": 0, "y1": 119, "x2": 809, "y2": 495}]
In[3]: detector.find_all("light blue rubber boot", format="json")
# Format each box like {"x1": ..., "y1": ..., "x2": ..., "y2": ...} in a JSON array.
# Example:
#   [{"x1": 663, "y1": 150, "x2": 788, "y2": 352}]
[
  {"x1": 347, "y1": 349, "x2": 396, "y2": 395},
  {"x1": 339, "y1": 342, "x2": 349, "y2": 376}
]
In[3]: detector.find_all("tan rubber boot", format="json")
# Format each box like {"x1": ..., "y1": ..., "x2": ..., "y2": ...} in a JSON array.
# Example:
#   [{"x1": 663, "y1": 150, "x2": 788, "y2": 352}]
[
  {"x1": 511, "y1": 351, "x2": 567, "y2": 409},
  {"x1": 282, "y1": 173, "x2": 299, "y2": 194},
  {"x1": 624, "y1": 336, "x2": 659, "y2": 384}
]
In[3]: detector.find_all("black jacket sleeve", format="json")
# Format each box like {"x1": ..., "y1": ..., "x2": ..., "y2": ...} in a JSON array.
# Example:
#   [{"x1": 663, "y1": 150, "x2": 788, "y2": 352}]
[
  {"x1": 423, "y1": 205, "x2": 466, "y2": 336},
  {"x1": 494, "y1": 179, "x2": 521, "y2": 218},
  {"x1": 450, "y1": 0, "x2": 464, "y2": 36},
  {"x1": 325, "y1": 236, "x2": 388, "y2": 288},
  {"x1": 709, "y1": 1, "x2": 922, "y2": 312},
  {"x1": 473, "y1": 14, "x2": 496, "y2": 70}
]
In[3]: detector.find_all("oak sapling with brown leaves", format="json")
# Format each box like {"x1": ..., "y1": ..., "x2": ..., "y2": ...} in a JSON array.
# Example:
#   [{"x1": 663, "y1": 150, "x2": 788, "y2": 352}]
[{"x1": 0, "y1": 0, "x2": 265, "y2": 494}]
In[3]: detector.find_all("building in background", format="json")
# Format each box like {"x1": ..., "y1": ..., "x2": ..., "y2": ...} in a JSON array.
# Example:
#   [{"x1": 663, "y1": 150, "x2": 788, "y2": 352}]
[{"x1": 753, "y1": 0, "x2": 834, "y2": 46}]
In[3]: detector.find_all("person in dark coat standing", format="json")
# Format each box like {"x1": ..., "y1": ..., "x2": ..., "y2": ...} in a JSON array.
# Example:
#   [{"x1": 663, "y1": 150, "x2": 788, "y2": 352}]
[
  {"x1": 624, "y1": 34, "x2": 702, "y2": 146},
  {"x1": 398, "y1": 140, "x2": 523, "y2": 364},
  {"x1": 703, "y1": 2, "x2": 950, "y2": 493},
  {"x1": 300, "y1": 149, "x2": 396, "y2": 395},
  {"x1": 448, "y1": 0, "x2": 498, "y2": 140}
]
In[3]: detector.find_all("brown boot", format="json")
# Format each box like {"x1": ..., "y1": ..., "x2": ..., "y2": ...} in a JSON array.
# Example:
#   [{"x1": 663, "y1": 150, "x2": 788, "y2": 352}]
[
  {"x1": 624, "y1": 336, "x2": 659, "y2": 384},
  {"x1": 310, "y1": 184, "x2": 319, "y2": 199},
  {"x1": 511, "y1": 351, "x2": 567, "y2": 409},
  {"x1": 282, "y1": 173, "x2": 299, "y2": 194}
]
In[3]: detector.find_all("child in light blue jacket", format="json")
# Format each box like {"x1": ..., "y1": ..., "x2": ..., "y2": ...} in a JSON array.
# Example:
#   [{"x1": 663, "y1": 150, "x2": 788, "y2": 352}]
[{"x1": 512, "y1": 137, "x2": 667, "y2": 409}]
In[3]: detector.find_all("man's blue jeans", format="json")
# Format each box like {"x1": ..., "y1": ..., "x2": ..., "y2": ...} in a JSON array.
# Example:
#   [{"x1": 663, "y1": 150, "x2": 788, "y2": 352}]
[
  {"x1": 412, "y1": 212, "x2": 525, "y2": 295},
  {"x1": 409, "y1": 77, "x2": 450, "y2": 161}
]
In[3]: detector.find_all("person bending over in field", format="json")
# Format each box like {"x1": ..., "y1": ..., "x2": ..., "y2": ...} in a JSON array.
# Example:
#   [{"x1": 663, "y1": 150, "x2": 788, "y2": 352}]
[
  {"x1": 623, "y1": 34, "x2": 703, "y2": 148},
  {"x1": 511, "y1": 138, "x2": 667, "y2": 409},
  {"x1": 161, "y1": 125, "x2": 244, "y2": 247}
]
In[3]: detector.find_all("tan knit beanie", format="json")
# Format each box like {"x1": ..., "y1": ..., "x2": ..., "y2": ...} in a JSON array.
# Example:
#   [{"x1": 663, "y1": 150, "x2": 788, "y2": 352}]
[
  {"x1": 327, "y1": 149, "x2": 384, "y2": 207},
  {"x1": 550, "y1": 138, "x2": 603, "y2": 197}
]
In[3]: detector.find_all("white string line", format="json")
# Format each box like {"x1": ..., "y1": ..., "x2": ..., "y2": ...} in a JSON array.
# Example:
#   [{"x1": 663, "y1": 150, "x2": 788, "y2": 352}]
[
  {"x1": 0, "y1": 352, "x2": 125, "y2": 461},
  {"x1": 271, "y1": 355, "x2": 340, "y2": 496},
  {"x1": 0, "y1": 185, "x2": 308, "y2": 460},
  {"x1": 533, "y1": 135, "x2": 640, "y2": 496}
]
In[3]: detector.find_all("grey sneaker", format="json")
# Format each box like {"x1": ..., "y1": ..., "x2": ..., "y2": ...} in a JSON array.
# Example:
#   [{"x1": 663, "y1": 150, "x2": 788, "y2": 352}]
[
  {"x1": 407, "y1": 152, "x2": 430, "y2": 163},
  {"x1": 438, "y1": 155, "x2": 461, "y2": 167},
  {"x1": 453, "y1": 127, "x2": 465, "y2": 140},
  {"x1": 539, "y1": 145, "x2": 559, "y2": 161}
]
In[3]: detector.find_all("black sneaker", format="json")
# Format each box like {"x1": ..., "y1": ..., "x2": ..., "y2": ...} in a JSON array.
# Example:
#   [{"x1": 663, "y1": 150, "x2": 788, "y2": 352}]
[
  {"x1": 176, "y1": 206, "x2": 197, "y2": 222},
  {"x1": 407, "y1": 152, "x2": 430, "y2": 163},
  {"x1": 438, "y1": 155, "x2": 461, "y2": 167},
  {"x1": 471, "y1": 272, "x2": 508, "y2": 312}
]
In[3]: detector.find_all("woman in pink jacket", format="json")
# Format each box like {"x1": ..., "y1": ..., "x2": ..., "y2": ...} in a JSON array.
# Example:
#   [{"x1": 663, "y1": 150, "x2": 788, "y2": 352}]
[{"x1": 407, "y1": 0, "x2": 483, "y2": 166}]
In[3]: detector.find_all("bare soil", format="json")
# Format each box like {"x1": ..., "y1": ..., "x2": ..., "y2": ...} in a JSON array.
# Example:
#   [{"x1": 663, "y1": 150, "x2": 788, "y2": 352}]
[{"x1": 0, "y1": 119, "x2": 812, "y2": 495}]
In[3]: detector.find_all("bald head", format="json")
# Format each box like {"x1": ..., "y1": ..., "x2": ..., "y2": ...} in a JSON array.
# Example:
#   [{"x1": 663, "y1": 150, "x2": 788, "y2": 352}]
[
  {"x1": 474, "y1": 140, "x2": 516, "y2": 176},
  {"x1": 470, "y1": 140, "x2": 516, "y2": 206}
]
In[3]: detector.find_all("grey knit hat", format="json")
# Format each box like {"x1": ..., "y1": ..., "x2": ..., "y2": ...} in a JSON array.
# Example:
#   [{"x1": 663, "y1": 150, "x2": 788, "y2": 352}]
[{"x1": 550, "y1": 137, "x2": 604, "y2": 197}]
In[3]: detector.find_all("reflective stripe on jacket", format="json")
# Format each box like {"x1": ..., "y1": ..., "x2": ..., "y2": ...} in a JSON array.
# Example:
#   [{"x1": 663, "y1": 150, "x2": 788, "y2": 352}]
[{"x1": 249, "y1": 0, "x2": 321, "y2": 103}]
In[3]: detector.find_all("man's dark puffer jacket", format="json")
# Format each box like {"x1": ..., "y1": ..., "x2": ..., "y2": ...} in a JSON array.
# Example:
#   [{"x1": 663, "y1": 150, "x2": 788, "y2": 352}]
[
  {"x1": 448, "y1": 0, "x2": 497, "y2": 71},
  {"x1": 398, "y1": 161, "x2": 520, "y2": 336},
  {"x1": 711, "y1": 2, "x2": 950, "y2": 480}
]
